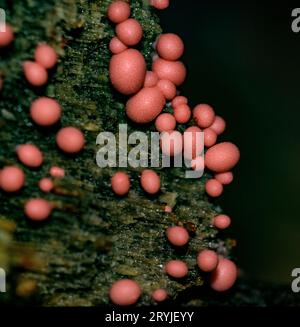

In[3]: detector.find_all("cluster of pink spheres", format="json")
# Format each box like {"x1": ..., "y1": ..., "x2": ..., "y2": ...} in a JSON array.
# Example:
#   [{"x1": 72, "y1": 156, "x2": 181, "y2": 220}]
[
  {"x1": 108, "y1": 0, "x2": 239, "y2": 306},
  {"x1": 0, "y1": 24, "x2": 85, "y2": 220}
]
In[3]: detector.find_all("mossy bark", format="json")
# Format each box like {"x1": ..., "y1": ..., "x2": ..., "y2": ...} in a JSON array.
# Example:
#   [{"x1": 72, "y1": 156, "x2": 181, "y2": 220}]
[{"x1": 0, "y1": 0, "x2": 234, "y2": 306}]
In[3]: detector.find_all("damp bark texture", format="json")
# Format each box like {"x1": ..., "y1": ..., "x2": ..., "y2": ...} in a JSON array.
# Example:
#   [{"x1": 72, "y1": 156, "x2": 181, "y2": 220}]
[{"x1": 0, "y1": 0, "x2": 236, "y2": 306}]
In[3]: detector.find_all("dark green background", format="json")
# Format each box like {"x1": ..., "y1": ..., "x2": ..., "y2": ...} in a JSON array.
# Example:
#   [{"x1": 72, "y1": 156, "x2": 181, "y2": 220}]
[{"x1": 158, "y1": 0, "x2": 300, "y2": 284}]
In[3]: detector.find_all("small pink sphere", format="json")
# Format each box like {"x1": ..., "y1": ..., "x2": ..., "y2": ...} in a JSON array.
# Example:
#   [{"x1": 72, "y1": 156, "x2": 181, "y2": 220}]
[
  {"x1": 23, "y1": 61, "x2": 48, "y2": 87},
  {"x1": 30, "y1": 97, "x2": 61, "y2": 126},
  {"x1": 140, "y1": 169, "x2": 160, "y2": 194},
  {"x1": 144, "y1": 71, "x2": 158, "y2": 87},
  {"x1": 156, "y1": 33, "x2": 184, "y2": 61},
  {"x1": 152, "y1": 288, "x2": 168, "y2": 302},
  {"x1": 0, "y1": 24, "x2": 14, "y2": 47},
  {"x1": 126, "y1": 87, "x2": 165, "y2": 123},
  {"x1": 16, "y1": 144, "x2": 43, "y2": 168},
  {"x1": 203, "y1": 128, "x2": 217, "y2": 148},
  {"x1": 193, "y1": 104, "x2": 215, "y2": 128},
  {"x1": 150, "y1": 0, "x2": 169, "y2": 10},
  {"x1": 183, "y1": 126, "x2": 203, "y2": 160},
  {"x1": 110, "y1": 49, "x2": 146, "y2": 95},
  {"x1": 166, "y1": 226, "x2": 189, "y2": 246},
  {"x1": 191, "y1": 156, "x2": 204, "y2": 171},
  {"x1": 34, "y1": 44, "x2": 58, "y2": 69},
  {"x1": 116, "y1": 18, "x2": 143, "y2": 46},
  {"x1": 109, "y1": 279, "x2": 141, "y2": 306},
  {"x1": 160, "y1": 130, "x2": 183, "y2": 156},
  {"x1": 0, "y1": 166, "x2": 25, "y2": 192},
  {"x1": 171, "y1": 95, "x2": 188, "y2": 108},
  {"x1": 107, "y1": 1, "x2": 131, "y2": 24},
  {"x1": 197, "y1": 250, "x2": 219, "y2": 272},
  {"x1": 164, "y1": 205, "x2": 172, "y2": 213},
  {"x1": 39, "y1": 178, "x2": 54, "y2": 193},
  {"x1": 165, "y1": 260, "x2": 188, "y2": 278},
  {"x1": 50, "y1": 166, "x2": 65, "y2": 178},
  {"x1": 210, "y1": 258, "x2": 237, "y2": 292},
  {"x1": 173, "y1": 104, "x2": 191, "y2": 124},
  {"x1": 157, "y1": 79, "x2": 176, "y2": 100},
  {"x1": 152, "y1": 58, "x2": 186, "y2": 86},
  {"x1": 210, "y1": 115, "x2": 226, "y2": 135},
  {"x1": 155, "y1": 113, "x2": 176, "y2": 132},
  {"x1": 215, "y1": 171, "x2": 233, "y2": 185},
  {"x1": 109, "y1": 36, "x2": 127, "y2": 54},
  {"x1": 213, "y1": 214, "x2": 231, "y2": 229},
  {"x1": 205, "y1": 142, "x2": 240, "y2": 173},
  {"x1": 111, "y1": 171, "x2": 130, "y2": 196},
  {"x1": 56, "y1": 127, "x2": 85, "y2": 154},
  {"x1": 24, "y1": 198, "x2": 52, "y2": 221},
  {"x1": 205, "y1": 179, "x2": 223, "y2": 197}
]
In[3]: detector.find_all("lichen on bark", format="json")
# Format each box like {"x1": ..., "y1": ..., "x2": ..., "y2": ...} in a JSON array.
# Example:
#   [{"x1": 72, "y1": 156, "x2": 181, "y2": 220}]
[{"x1": 0, "y1": 0, "x2": 234, "y2": 306}]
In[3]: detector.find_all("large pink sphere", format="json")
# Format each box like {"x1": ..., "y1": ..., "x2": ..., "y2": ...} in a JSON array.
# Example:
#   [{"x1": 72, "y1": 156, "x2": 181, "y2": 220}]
[
  {"x1": 197, "y1": 250, "x2": 219, "y2": 272},
  {"x1": 173, "y1": 104, "x2": 191, "y2": 124},
  {"x1": 193, "y1": 104, "x2": 215, "y2": 128},
  {"x1": 126, "y1": 87, "x2": 165, "y2": 123},
  {"x1": 111, "y1": 171, "x2": 130, "y2": 196},
  {"x1": 165, "y1": 260, "x2": 188, "y2": 278},
  {"x1": 210, "y1": 258, "x2": 238, "y2": 292},
  {"x1": 107, "y1": 1, "x2": 131, "y2": 24},
  {"x1": 23, "y1": 61, "x2": 48, "y2": 87},
  {"x1": 213, "y1": 214, "x2": 231, "y2": 229},
  {"x1": 56, "y1": 127, "x2": 85, "y2": 154},
  {"x1": 140, "y1": 169, "x2": 160, "y2": 194},
  {"x1": 109, "y1": 279, "x2": 141, "y2": 306},
  {"x1": 0, "y1": 24, "x2": 14, "y2": 47},
  {"x1": 110, "y1": 49, "x2": 146, "y2": 95},
  {"x1": 0, "y1": 166, "x2": 25, "y2": 192},
  {"x1": 16, "y1": 144, "x2": 43, "y2": 168},
  {"x1": 205, "y1": 142, "x2": 240, "y2": 173},
  {"x1": 24, "y1": 198, "x2": 52, "y2": 221},
  {"x1": 171, "y1": 95, "x2": 188, "y2": 108},
  {"x1": 155, "y1": 113, "x2": 176, "y2": 132},
  {"x1": 156, "y1": 33, "x2": 184, "y2": 61},
  {"x1": 116, "y1": 18, "x2": 143, "y2": 46},
  {"x1": 30, "y1": 97, "x2": 61, "y2": 126},
  {"x1": 34, "y1": 44, "x2": 58, "y2": 69},
  {"x1": 166, "y1": 226, "x2": 189, "y2": 246},
  {"x1": 152, "y1": 58, "x2": 186, "y2": 86},
  {"x1": 205, "y1": 179, "x2": 223, "y2": 197}
]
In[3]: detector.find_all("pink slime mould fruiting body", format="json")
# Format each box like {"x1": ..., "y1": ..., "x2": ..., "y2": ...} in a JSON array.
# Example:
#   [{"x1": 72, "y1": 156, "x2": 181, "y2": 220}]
[
  {"x1": 0, "y1": 166, "x2": 25, "y2": 192},
  {"x1": 30, "y1": 97, "x2": 61, "y2": 126},
  {"x1": 109, "y1": 279, "x2": 141, "y2": 305},
  {"x1": 16, "y1": 144, "x2": 44, "y2": 168},
  {"x1": 111, "y1": 171, "x2": 131, "y2": 196}
]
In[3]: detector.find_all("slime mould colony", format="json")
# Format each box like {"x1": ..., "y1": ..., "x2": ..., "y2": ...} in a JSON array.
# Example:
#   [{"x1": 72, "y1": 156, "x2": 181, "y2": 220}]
[{"x1": 0, "y1": 0, "x2": 239, "y2": 306}]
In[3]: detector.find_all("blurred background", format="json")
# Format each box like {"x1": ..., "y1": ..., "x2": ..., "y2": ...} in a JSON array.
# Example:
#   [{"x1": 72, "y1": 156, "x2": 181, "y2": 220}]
[{"x1": 158, "y1": 0, "x2": 300, "y2": 284}]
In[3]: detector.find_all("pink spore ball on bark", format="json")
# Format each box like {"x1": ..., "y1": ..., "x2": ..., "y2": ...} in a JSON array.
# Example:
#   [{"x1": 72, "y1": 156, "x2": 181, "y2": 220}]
[
  {"x1": 152, "y1": 58, "x2": 186, "y2": 86},
  {"x1": 150, "y1": 0, "x2": 169, "y2": 10},
  {"x1": 126, "y1": 87, "x2": 165, "y2": 123},
  {"x1": 111, "y1": 171, "x2": 130, "y2": 196},
  {"x1": 210, "y1": 258, "x2": 237, "y2": 292},
  {"x1": 155, "y1": 113, "x2": 176, "y2": 132},
  {"x1": 0, "y1": 23, "x2": 14, "y2": 47},
  {"x1": 23, "y1": 61, "x2": 48, "y2": 87},
  {"x1": 166, "y1": 226, "x2": 189, "y2": 246},
  {"x1": 152, "y1": 288, "x2": 168, "y2": 302},
  {"x1": 173, "y1": 104, "x2": 191, "y2": 124},
  {"x1": 110, "y1": 49, "x2": 146, "y2": 95},
  {"x1": 50, "y1": 166, "x2": 65, "y2": 178},
  {"x1": 203, "y1": 128, "x2": 217, "y2": 148},
  {"x1": 0, "y1": 166, "x2": 25, "y2": 192},
  {"x1": 171, "y1": 95, "x2": 188, "y2": 108},
  {"x1": 144, "y1": 71, "x2": 158, "y2": 87},
  {"x1": 109, "y1": 36, "x2": 127, "y2": 54},
  {"x1": 34, "y1": 44, "x2": 58, "y2": 69},
  {"x1": 39, "y1": 178, "x2": 54, "y2": 193},
  {"x1": 215, "y1": 171, "x2": 233, "y2": 185},
  {"x1": 16, "y1": 144, "x2": 43, "y2": 168},
  {"x1": 116, "y1": 18, "x2": 143, "y2": 46},
  {"x1": 197, "y1": 250, "x2": 219, "y2": 272},
  {"x1": 205, "y1": 142, "x2": 240, "y2": 173},
  {"x1": 140, "y1": 169, "x2": 160, "y2": 194},
  {"x1": 30, "y1": 97, "x2": 61, "y2": 126},
  {"x1": 193, "y1": 104, "x2": 215, "y2": 128},
  {"x1": 160, "y1": 130, "x2": 183, "y2": 157},
  {"x1": 164, "y1": 205, "x2": 172, "y2": 213},
  {"x1": 156, "y1": 33, "x2": 184, "y2": 61},
  {"x1": 210, "y1": 115, "x2": 226, "y2": 135},
  {"x1": 107, "y1": 1, "x2": 131, "y2": 24},
  {"x1": 213, "y1": 214, "x2": 231, "y2": 229},
  {"x1": 56, "y1": 127, "x2": 85, "y2": 154},
  {"x1": 165, "y1": 260, "x2": 188, "y2": 278},
  {"x1": 109, "y1": 279, "x2": 141, "y2": 306},
  {"x1": 157, "y1": 79, "x2": 176, "y2": 100},
  {"x1": 24, "y1": 198, "x2": 52, "y2": 221},
  {"x1": 183, "y1": 126, "x2": 203, "y2": 160},
  {"x1": 205, "y1": 179, "x2": 223, "y2": 197}
]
